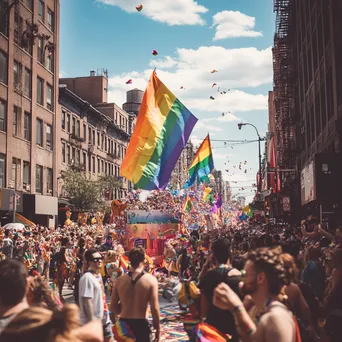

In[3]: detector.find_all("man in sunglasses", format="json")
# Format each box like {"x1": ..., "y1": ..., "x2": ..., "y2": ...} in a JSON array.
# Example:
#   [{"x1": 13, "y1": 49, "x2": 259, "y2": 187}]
[{"x1": 79, "y1": 249, "x2": 114, "y2": 342}]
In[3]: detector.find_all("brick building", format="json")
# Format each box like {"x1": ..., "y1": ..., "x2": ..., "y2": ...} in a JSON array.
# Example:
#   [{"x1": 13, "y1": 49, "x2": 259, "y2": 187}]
[
  {"x1": 273, "y1": 0, "x2": 342, "y2": 221},
  {"x1": 0, "y1": 0, "x2": 59, "y2": 226}
]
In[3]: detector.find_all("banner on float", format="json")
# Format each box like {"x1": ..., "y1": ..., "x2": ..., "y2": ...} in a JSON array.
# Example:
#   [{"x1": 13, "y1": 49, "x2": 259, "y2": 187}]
[{"x1": 126, "y1": 210, "x2": 179, "y2": 224}]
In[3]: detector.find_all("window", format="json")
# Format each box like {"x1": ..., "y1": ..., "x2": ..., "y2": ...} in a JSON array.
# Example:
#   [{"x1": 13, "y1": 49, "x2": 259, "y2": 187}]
[
  {"x1": 62, "y1": 142, "x2": 66, "y2": 163},
  {"x1": 88, "y1": 154, "x2": 91, "y2": 172},
  {"x1": 37, "y1": 38, "x2": 44, "y2": 64},
  {"x1": 37, "y1": 77, "x2": 44, "y2": 105},
  {"x1": 14, "y1": 15, "x2": 23, "y2": 45},
  {"x1": 105, "y1": 162, "x2": 107, "y2": 175},
  {"x1": 92, "y1": 156, "x2": 95, "y2": 173},
  {"x1": 76, "y1": 120, "x2": 80, "y2": 136},
  {"x1": 0, "y1": 154, "x2": 5, "y2": 187},
  {"x1": 46, "y1": 55, "x2": 53, "y2": 72},
  {"x1": 88, "y1": 127, "x2": 91, "y2": 143},
  {"x1": 36, "y1": 118, "x2": 43, "y2": 146},
  {"x1": 67, "y1": 113, "x2": 70, "y2": 133},
  {"x1": 76, "y1": 150, "x2": 80, "y2": 165},
  {"x1": 25, "y1": 0, "x2": 33, "y2": 10},
  {"x1": 101, "y1": 160, "x2": 104, "y2": 173},
  {"x1": 72, "y1": 147, "x2": 75, "y2": 162},
  {"x1": 72, "y1": 117, "x2": 76, "y2": 134},
  {"x1": 24, "y1": 112, "x2": 31, "y2": 140},
  {"x1": 13, "y1": 106, "x2": 20, "y2": 135},
  {"x1": 38, "y1": 0, "x2": 44, "y2": 22},
  {"x1": 36, "y1": 165, "x2": 43, "y2": 193},
  {"x1": 83, "y1": 151, "x2": 86, "y2": 166},
  {"x1": 61, "y1": 110, "x2": 65, "y2": 129},
  {"x1": 46, "y1": 124, "x2": 52, "y2": 150},
  {"x1": 0, "y1": 50, "x2": 7, "y2": 84},
  {"x1": 83, "y1": 123, "x2": 86, "y2": 140},
  {"x1": 0, "y1": 99, "x2": 6, "y2": 132},
  {"x1": 13, "y1": 60, "x2": 21, "y2": 88},
  {"x1": 47, "y1": 168, "x2": 53, "y2": 193},
  {"x1": 46, "y1": 84, "x2": 52, "y2": 111},
  {"x1": 97, "y1": 131, "x2": 100, "y2": 146},
  {"x1": 23, "y1": 161, "x2": 30, "y2": 185},
  {"x1": 105, "y1": 137, "x2": 107, "y2": 152},
  {"x1": 0, "y1": 0, "x2": 8, "y2": 36},
  {"x1": 47, "y1": 9, "x2": 54, "y2": 31},
  {"x1": 97, "y1": 158, "x2": 100, "y2": 173},
  {"x1": 92, "y1": 130, "x2": 95, "y2": 145},
  {"x1": 24, "y1": 68, "x2": 31, "y2": 98},
  {"x1": 66, "y1": 145, "x2": 70, "y2": 163}
]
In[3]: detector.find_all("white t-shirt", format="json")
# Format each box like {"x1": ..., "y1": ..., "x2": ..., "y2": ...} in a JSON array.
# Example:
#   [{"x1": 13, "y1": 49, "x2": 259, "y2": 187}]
[{"x1": 79, "y1": 272, "x2": 109, "y2": 325}]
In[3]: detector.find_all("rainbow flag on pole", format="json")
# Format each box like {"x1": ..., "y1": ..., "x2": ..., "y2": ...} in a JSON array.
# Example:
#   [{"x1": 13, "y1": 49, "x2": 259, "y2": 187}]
[
  {"x1": 120, "y1": 71, "x2": 198, "y2": 190},
  {"x1": 184, "y1": 135, "x2": 214, "y2": 188}
]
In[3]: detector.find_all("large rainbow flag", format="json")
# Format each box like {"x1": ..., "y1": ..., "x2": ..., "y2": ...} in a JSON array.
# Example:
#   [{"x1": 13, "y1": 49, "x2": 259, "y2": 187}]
[
  {"x1": 120, "y1": 71, "x2": 198, "y2": 190},
  {"x1": 184, "y1": 134, "x2": 214, "y2": 188}
]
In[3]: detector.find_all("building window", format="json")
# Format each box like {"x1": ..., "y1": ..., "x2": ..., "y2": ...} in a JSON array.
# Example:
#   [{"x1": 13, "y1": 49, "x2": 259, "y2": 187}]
[
  {"x1": 13, "y1": 106, "x2": 20, "y2": 136},
  {"x1": 76, "y1": 150, "x2": 80, "y2": 165},
  {"x1": 13, "y1": 60, "x2": 22, "y2": 88},
  {"x1": 46, "y1": 84, "x2": 52, "y2": 111},
  {"x1": 0, "y1": 50, "x2": 7, "y2": 85},
  {"x1": 92, "y1": 130, "x2": 95, "y2": 145},
  {"x1": 97, "y1": 131, "x2": 100, "y2": 146},
  {"x1": 76, "y1": 120, "x2": 80, "y2": 137},
  {"x1": 46, "y1": 55, "x2": 53, "y2": 72},
  {"x1": 0, "y1": 0, "x2": 8, "y2": 36},
  {"x1": 0, "y1": 99, "x2": 6, "y2": 132},
  {"x1": 92, "y1": 156, "x2": 95, "y2": 173},
  {"x1": 38, "y1": 0, "x2": 44, "y2": 22},
  {"x1": 62, "y1": 142, "x2": 66, "y2": 163},
  {"x1": 36, "y1": 165, "x2": 43, "y2": 193},
  {"x1": 105, "y1": 137, "x2": 107, "y2": 152},
  {"x1": 101, "y1": 160, "x2": 104, "y2": 173},
  {"x1": 36, "y1": 118, "x2": 43, "y2": 146},
  {"x1": 37, "y1": 38, "x2": 44, "y2": 64},
  {"x1": 47, "y1": 8, "x2": 54, "y2": 31},
  {"x1": 83, "y1": 123, "x2": 86, "y2": 141},
  {"x1": 24, "y1": 68, "x2": 31, "y2": 98},
  {"x1": 66, "y1": 145, "x2": 70, "y2": 164},
  {"x1": 0, "y1": 153, "x2": 5, "y2": 187},
  {"x1": 72, "y1": 117, "x2": 76, "y2": 134},
  {"x1": 105, "y1": 162, "x2": 107, "y2": 175},
  {"x1": 25, "y1": 0, "x2": 33, "y2": 10},
  {"x1": 47, "y1": 168, "x2": 53, "y2": 194},
  {"x1": 67, "y1": 113, "x2": 70, "y2": 133},
  {"x1": 61, "y1": 110, "x2": 65, "y2": 130},
  {"x1": 83, "y1": 151, "x2": 86, "y2": 165},
  {"x1": 24, "y1": 112, "x2": 31, "y2": 140},
  {"x1": 23, "y1": 161, "x2": 30, "y2": 186},
  {"x1": 88, "y1": 154, "x2": 91, "y2": 172},
  {"x1": 46, "y1": 124, "x2": 52, "y2": 150},
  {"x1": 88, "y1": 127, "x2": 91, "y2": 143},
  {"x1": 14, "y1": 14, "x2": 23, "y2": 45},
  {"x1": 37, "y1": 77, "x2": 44, "y2": 105},
  {"x1": 72, "y1": 147, "x2": 75, "y2": 163},
  {"x1": 97, "y1": 158, "x2": 100, "y2": 173}
]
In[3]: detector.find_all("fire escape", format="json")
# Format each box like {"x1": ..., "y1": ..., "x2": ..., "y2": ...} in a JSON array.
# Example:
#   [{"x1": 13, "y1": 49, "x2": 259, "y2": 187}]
[{"x1": 273, "y1": 0, "x2": 296, "y2": 197}]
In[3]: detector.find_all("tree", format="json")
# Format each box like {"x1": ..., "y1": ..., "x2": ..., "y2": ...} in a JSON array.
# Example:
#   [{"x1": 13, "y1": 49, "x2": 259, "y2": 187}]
[{"x1": 61, "y1": 168, "x2": 104, "y2": 212}]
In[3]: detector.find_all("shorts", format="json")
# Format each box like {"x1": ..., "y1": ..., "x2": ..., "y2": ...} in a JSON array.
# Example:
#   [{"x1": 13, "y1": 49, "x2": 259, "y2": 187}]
[
  {"x1": 118, "y1": 318, "x2": 151, "y2": 342},
  {"x1": 103, "y1": 322, "x2": 114, "y2": 338}
]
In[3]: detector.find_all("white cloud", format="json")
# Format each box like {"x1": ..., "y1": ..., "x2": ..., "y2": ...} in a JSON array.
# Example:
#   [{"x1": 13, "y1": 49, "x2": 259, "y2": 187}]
[
  {"x1": 150, "y1": 56, "x2": 178, "y2": 69},
  {"x1": 194, "y1": 121, "x2": 223, "y2": 132},
  {"x1": 108, "y1": 45, "x2": 272, "y2": 114},
  {"x1": 212, "y1": 11, "x2": 262, "y2": 40},
  {"x1": 97, "y1": 0, "x2": 208, "y2": 26},
  {"x1": 213, "y1": 152, "x2": 229, "y2": 160}
]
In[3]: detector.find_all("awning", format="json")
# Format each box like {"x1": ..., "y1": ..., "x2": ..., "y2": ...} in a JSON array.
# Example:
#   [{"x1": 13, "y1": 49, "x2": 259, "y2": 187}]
[{"x1": 15, "y1": 213, "x2": 35, "y2": 227}]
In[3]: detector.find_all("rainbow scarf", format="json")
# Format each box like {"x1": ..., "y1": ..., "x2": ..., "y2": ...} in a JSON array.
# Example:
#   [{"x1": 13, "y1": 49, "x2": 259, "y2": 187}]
[
  {"x1": 113, "y1": 319, "x2": 136, "y2": 341},
  {"x1": 120, "y1": 70, "x2": 198, "y2": 190},
  {"x1": 194, "y1": 323, "x2": 231, "y2": 341},
  {"x1": 184, "y1": 135, "x2": 214, "y2": 188}
]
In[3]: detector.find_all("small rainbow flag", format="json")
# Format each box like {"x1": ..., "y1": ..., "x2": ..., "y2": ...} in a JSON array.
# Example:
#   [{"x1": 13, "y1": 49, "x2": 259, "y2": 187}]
[
  {"x1": 183, "y1": 194, "x2": 192, "y2": 212},
  {"x1": 120, "y1": 71, "x2": 198, "y2": 189},
  {"x1": 184, "y1": 135, "x2": 214, "y2": 188},
  {"x1": 120, "y1": 255, "x2": 130, "y2": 273}
]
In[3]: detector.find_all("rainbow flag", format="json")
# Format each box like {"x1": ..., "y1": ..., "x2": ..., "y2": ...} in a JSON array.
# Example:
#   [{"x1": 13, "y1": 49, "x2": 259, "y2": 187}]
[
  {"x1": 184, "y1": 135, "x2": 214, "y2": 188},
  {"x1": 183, "y1": 194, "x2": 192, "y2": 212},
  {"x1": 120, "y1": 71, "x2": 198, "y2": 190},
  {"x1": 120, "y1": 255, "x2": 130, "y2": 273}
]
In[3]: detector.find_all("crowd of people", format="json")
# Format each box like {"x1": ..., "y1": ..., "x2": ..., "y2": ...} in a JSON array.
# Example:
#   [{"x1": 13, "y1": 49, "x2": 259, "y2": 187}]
[{"x1": 0, "y1": 189, "x2": 342, "y2": 342}]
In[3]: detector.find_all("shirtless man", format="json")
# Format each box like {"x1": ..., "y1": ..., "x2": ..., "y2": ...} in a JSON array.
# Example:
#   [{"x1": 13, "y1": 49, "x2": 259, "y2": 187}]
[{"x1": 111, "y1": 247, "x2": 160, "y2": 342}]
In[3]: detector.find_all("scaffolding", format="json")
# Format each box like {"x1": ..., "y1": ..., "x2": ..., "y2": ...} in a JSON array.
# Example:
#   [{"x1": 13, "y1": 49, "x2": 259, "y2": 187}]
[{"x1": 273, "y1": 0, "x2": 296, "y2": 193}]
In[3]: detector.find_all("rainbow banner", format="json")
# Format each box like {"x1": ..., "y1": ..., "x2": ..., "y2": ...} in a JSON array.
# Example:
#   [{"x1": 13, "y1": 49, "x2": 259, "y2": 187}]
[
  {"x1": 184, "y1": 135, "x2": 214, "y2": 188},
  {"x1": 120, "y1": 71, "x2": 198, "y2": 190}
]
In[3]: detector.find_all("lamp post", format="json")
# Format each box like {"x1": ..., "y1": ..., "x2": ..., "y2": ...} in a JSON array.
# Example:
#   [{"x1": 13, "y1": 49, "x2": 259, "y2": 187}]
[{"x1": 238, "y1": 123, "x2": 264, "y2": 193}]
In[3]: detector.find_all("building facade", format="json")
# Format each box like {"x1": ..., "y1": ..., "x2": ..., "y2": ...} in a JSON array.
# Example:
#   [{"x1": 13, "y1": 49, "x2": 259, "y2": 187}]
[
  {"x1": 0, "y1": 0, "x2": 59, "y2": 226},
  {"x1": 273, "y1": 0, "x2": 342, "y2": 221}
]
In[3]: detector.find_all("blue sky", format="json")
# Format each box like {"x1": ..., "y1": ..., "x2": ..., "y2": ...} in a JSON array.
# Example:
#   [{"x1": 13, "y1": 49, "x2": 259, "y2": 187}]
[{"x1": 60, "y1": 0, "x2": 275, "y2": 201}]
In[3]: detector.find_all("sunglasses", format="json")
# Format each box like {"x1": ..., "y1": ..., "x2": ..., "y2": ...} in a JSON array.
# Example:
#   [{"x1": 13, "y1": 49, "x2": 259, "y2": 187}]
[{"x1": 92, "y1": 257, "x2": 103, "y2": 262}]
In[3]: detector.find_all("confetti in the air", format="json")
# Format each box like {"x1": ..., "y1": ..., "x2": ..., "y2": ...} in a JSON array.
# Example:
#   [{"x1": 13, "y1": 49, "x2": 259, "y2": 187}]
[
  {"x1": 212, "y1": 83, "x2": 217, "y2": 88},
  {"x1": 211, "y1": 70, "x2": 218, "y2": 73},
  {"x1": 136, "y1": 4, "x2": 143, "y2": 11},
  {"x1": 210, "y1": 96, "x2": 215, "y2": 100},
  {"x1": 152, "y1": 50, "x2": 158, "y2": 56},
  {"x1": 126, "y1": 79, "x2": 132, "y2": 84},
  {"x1": 180, "y1": 86, "x2": 184, "y2": 89}
]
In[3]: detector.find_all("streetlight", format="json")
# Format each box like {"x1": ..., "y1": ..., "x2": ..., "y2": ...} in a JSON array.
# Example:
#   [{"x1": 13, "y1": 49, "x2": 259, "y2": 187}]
[{"x1": 238, "y1": 122, "x2": 264, "y2": 193}]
